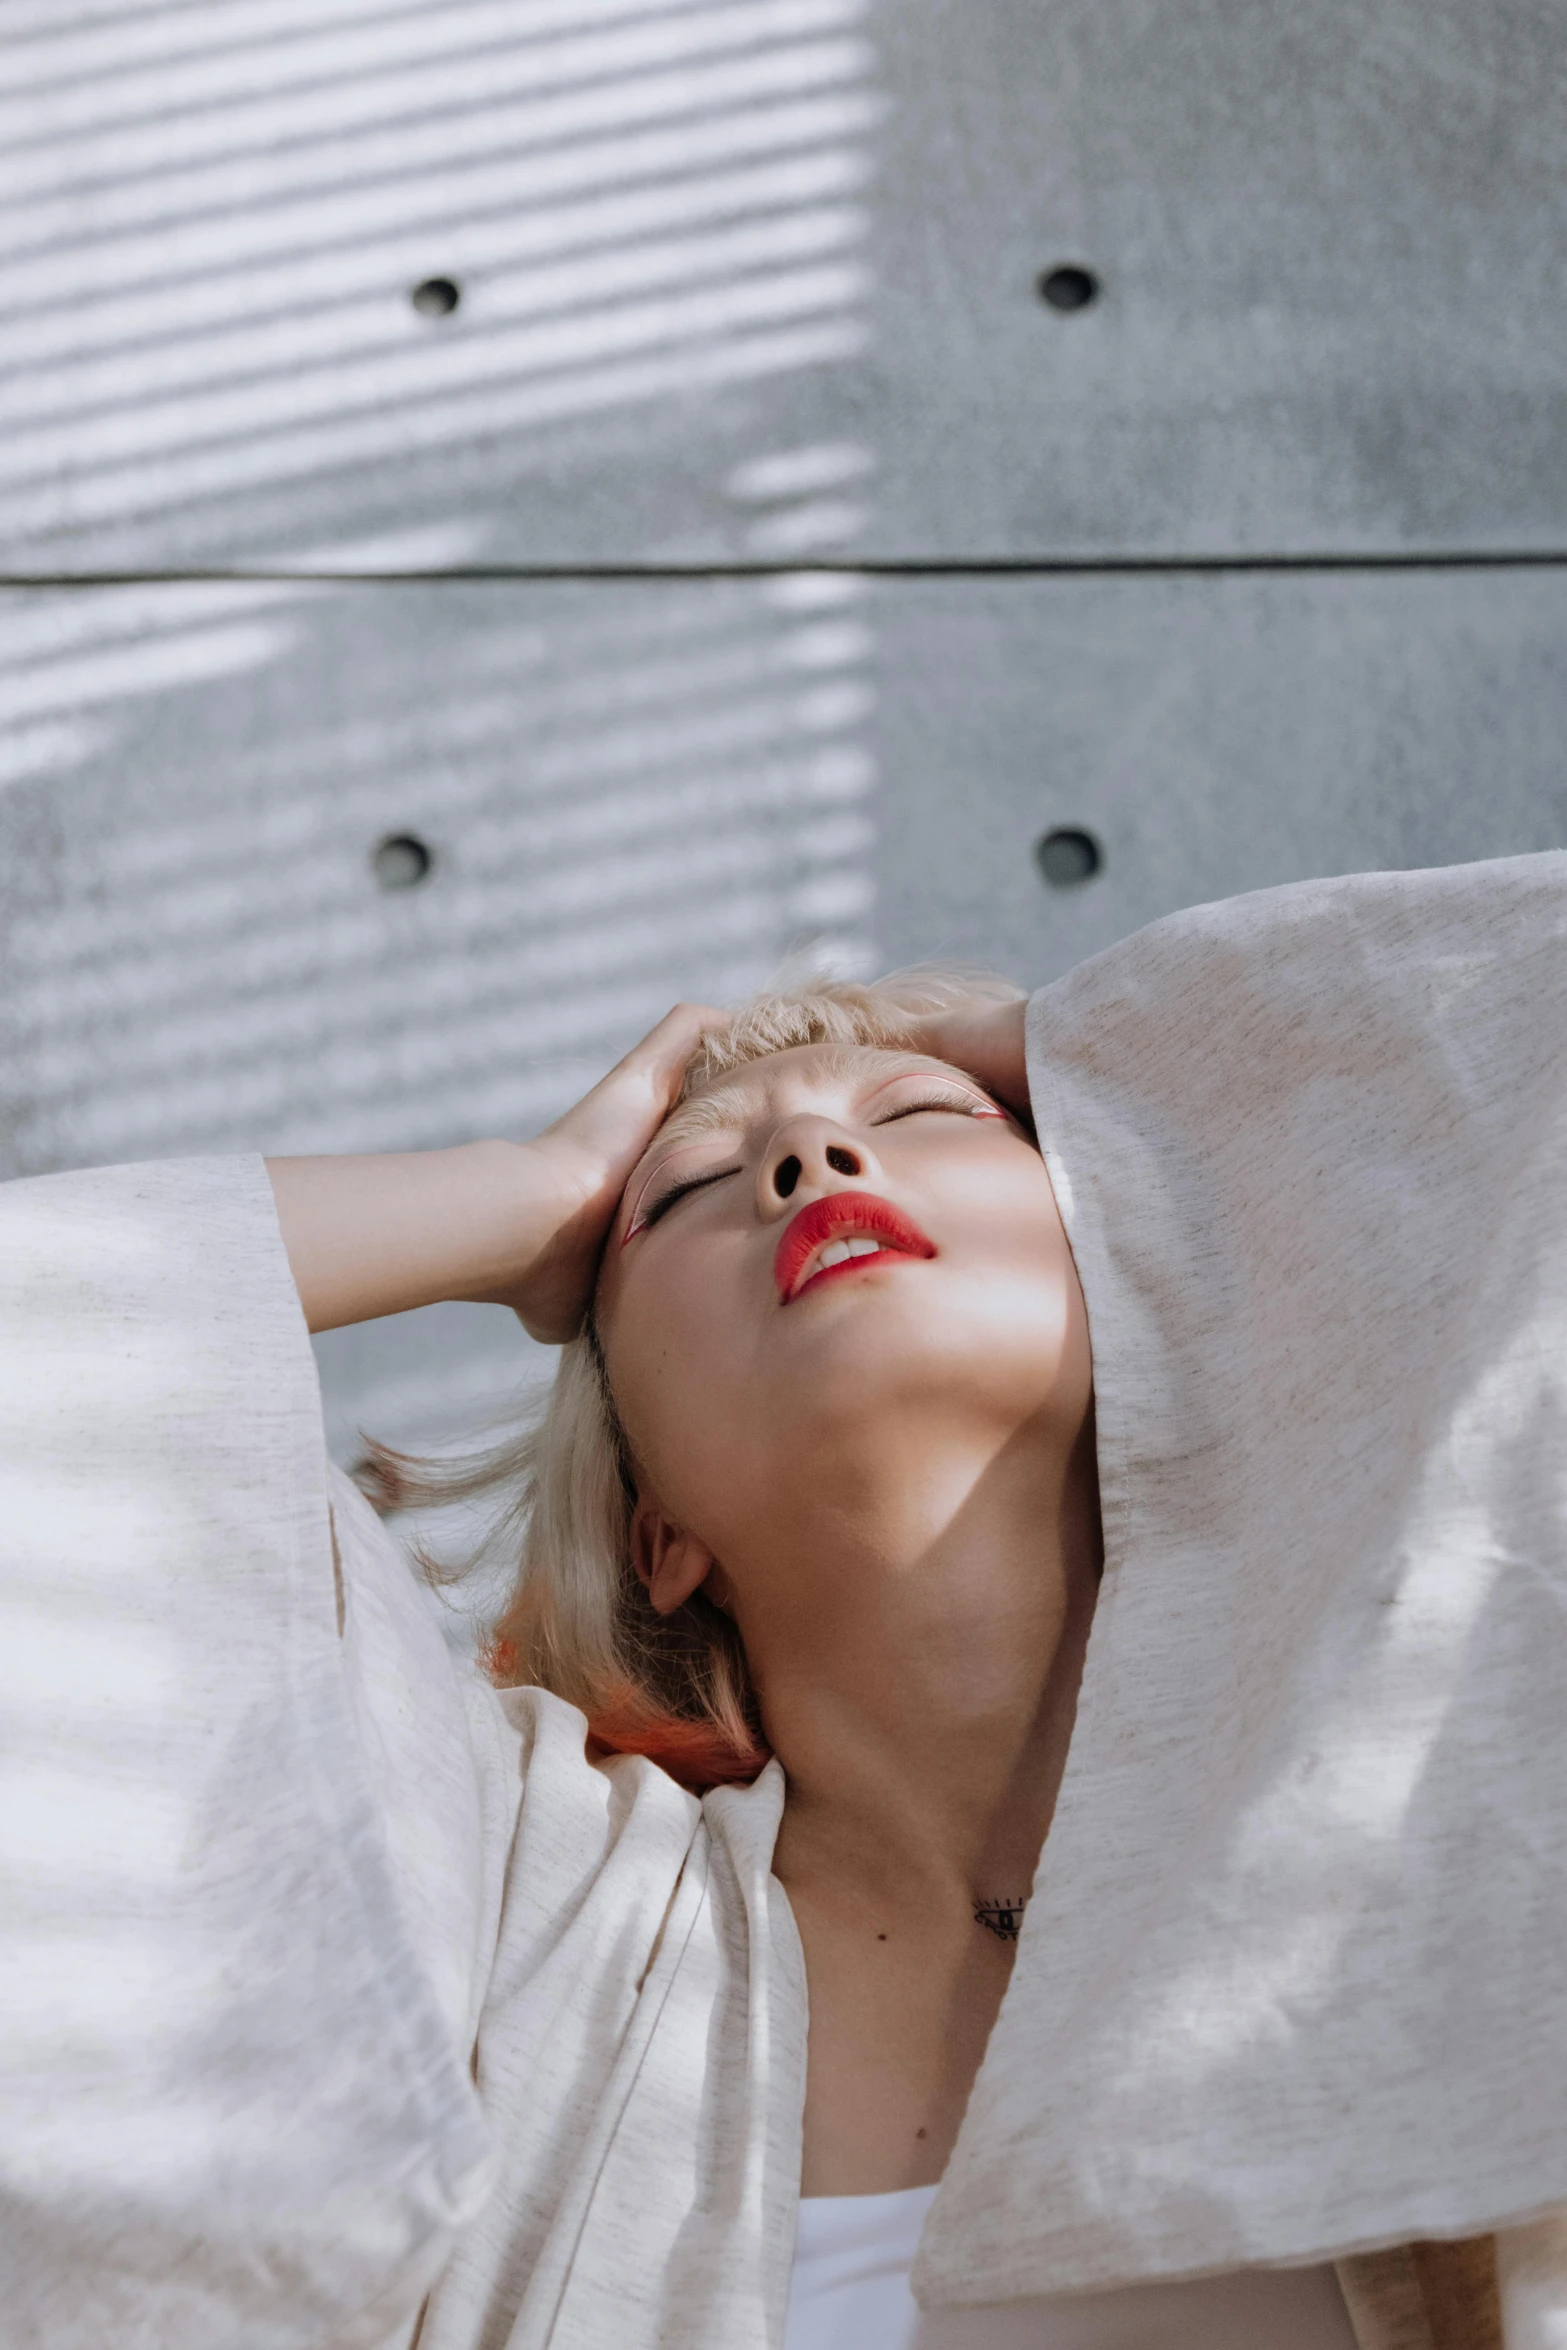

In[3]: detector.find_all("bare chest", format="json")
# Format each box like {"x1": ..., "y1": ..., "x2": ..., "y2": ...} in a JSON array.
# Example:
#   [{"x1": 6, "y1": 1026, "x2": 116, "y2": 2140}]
[{"x1": 790, "y1": 1893, "x2": 1019, "y2": 2196}]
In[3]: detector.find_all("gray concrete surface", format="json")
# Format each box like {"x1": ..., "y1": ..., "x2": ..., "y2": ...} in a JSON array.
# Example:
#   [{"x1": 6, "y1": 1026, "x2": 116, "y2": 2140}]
[
  {"x1": 9, "y1": 570, "x2": 1561, "y2": 1191},
  {"x1": 1, "y1": 0, "x2": 1564, "y2": 571},
  {"x1": 2, "y1": 0, "x2": 1564, "y2": 1455}
]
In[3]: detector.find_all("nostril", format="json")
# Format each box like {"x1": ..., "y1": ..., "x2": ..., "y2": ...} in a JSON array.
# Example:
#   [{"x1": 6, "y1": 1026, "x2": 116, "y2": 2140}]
[
  {"x1": 825, "y1": 1145, "x2": 859, "y2": 1176},
  {"x1": 774, "y1": 1154, "x2": 802, "y2": 1199}
]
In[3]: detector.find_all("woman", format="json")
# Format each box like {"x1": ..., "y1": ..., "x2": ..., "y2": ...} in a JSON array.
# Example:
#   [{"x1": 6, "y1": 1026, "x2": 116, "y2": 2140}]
[{"x1": 5, "y1": 854, "x2": 1566, "y2": 2350}]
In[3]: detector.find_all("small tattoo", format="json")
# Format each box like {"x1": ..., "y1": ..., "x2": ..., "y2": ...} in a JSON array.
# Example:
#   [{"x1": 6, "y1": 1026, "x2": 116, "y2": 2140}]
[{"x1": 973, "y1": 1897, "x2": 1029, "y2": 1942}]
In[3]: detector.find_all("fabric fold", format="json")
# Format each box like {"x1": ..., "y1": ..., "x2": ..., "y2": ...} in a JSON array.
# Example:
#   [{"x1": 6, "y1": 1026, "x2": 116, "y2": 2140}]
[
  {"x1": 919, "y1": 852, "x2": 1567, "y2": 2302},
  {"x1": 0, "y1": 1156, "x2": 491, "y2": 2350}
]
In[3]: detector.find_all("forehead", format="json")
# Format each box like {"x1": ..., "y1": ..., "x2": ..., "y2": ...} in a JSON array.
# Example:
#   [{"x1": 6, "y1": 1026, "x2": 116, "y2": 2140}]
[{"x1": 646, "y1": 1042, "x2": 960, "y2": 1159}]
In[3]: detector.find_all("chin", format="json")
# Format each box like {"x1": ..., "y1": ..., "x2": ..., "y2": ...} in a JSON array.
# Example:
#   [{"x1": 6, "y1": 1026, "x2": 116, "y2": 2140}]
[{"x1": 770, "y1": 1280, "x2": 1070, "y2": 1440}]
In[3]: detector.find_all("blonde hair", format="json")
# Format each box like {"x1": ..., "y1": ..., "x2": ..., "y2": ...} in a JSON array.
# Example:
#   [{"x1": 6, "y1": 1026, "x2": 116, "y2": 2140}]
[{"x1": 360, "y1": 968, "x2": 1023, "y2": 1790}]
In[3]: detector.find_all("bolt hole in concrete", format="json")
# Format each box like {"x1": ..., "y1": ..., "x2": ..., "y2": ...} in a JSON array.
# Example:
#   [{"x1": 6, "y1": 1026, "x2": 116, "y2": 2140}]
[
  {"x1": 373, "y1": 834, "x2": 436, "y2": 890},
  {"x1": 1037, "y1": 265, "x2": 1100, "y2": 313},
  {"x1": 1035, "y1": 828, "x2": 1102, "y2": 887},
  {"x1": 410, "y1": 276, "x2": 461, "y2": 318}
]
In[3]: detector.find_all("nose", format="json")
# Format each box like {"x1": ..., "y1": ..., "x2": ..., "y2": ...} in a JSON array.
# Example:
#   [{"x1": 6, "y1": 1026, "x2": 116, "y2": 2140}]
[{"x1": 756, "y1": 1115, "x2": 883, "y2": 1220}]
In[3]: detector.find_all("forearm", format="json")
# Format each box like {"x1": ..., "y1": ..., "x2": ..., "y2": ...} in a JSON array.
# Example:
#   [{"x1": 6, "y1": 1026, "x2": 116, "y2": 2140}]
[
  {"x1": 268, "y1": 1003, "x2": 729, "y2": 1338},
  {"x1": 266, "y1": 1140, "x2": 584, "y2": 1333}
]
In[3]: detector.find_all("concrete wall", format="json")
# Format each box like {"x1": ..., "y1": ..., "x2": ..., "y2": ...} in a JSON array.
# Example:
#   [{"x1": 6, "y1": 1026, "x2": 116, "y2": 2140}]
[{"x1": 3, "y1": 0, "x2": 1562, "y2": 1449}]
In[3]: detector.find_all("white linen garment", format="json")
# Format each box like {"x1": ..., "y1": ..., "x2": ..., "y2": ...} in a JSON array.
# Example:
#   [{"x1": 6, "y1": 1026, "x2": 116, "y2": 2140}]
[
  {"x1": 3, "y1": 853, "x2": 1567, "y2": 2350},
  {"x1": 919, "y1": 850, "x2": 1567, "y2": 2310},
  {"x1": 0, "y1": 1153, "x2": 805, "y2": 2350}
]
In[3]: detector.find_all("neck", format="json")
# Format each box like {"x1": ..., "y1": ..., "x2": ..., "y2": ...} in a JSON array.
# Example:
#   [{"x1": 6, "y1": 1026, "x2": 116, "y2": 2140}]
[{"x1": 751, "y1": 1406, "x2": 1101, "y2": 1911}]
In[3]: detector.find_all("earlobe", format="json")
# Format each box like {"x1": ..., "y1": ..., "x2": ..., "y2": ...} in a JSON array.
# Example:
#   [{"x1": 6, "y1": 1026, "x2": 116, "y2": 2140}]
[{"x1": 631, "y1": 1500, "x2": 724, "y2": 1617}]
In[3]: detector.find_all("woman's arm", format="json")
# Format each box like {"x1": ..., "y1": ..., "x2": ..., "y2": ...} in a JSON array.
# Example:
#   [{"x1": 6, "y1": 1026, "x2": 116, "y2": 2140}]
[{"x1": 267, "y1": 1003, "x2": 723, "y2": 1342}]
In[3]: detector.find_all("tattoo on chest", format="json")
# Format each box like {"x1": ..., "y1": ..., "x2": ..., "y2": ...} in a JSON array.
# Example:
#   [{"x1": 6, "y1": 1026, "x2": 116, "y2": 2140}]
[{"x1": 972, "y1": 1897, "x2": 1029, "y2": 1942}]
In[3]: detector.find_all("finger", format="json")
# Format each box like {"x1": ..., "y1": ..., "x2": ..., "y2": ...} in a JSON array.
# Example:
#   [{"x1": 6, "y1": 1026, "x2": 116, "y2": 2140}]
[
  {"x1": 542, "y1": 1003, "x2": 730, "y2": 1178},
  {"x1": 591, "y1": 1002, "x2": 732, "y2": 1131},
  {"x1": 622, "y1": 1002, "x2": 732, "y2": 1094},
  {"x1": 905, "y1": 1000, "x2": 1030, "y2": 1114}
]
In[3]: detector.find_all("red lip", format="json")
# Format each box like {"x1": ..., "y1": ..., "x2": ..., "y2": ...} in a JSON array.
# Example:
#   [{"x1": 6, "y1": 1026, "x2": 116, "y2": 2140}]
[{"x1": 773, "y1": 1190, "x2": 937, "y2": 1304}]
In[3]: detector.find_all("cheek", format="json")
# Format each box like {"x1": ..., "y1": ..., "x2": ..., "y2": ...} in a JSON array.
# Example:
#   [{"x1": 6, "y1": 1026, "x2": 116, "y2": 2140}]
[
  {"x1": 600, "y1": 1242, "x2": 770, "y2": 1514},
  {"x1": 891, "y1": 1151, "x2": 1087, "y2": 1389},
  {"x1": 920, "y1": 1137, "x2": 1073, "y2": 1279}
]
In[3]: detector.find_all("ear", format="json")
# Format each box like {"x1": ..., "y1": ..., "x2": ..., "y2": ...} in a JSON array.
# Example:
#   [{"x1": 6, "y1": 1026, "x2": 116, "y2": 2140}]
[{"x1": 630, "y1": 1497, "x2": 731, "y2": 1617}]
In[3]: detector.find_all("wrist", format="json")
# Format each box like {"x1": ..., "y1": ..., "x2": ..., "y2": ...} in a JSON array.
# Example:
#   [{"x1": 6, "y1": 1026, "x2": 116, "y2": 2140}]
[
  {"x1": 521, "y1": 1126, "x2": 610, "y2": 1214},
  {"x1": 439, "y1": 1136, "x2": 577, "y2": 1307}
]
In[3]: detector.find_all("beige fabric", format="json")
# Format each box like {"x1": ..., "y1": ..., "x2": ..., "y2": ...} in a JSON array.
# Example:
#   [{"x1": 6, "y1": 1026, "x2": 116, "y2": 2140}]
[
  {"x1": 1338, "y1": 2239, "x2": 1504, "y2": 2350},
  {"x1": 324, "y1": 1473, "x2": 807, "y2": 2350},
  {"x1": 1338, "y1": 2247, "x2": 1439, "y2": 2350},
  {"x1": 0, "y1": 1160, "x2": 491, "y2": 2350},
  {"x1": 6, "y1": 853, "x2": 1567, "y2": 2348},
  {"x1": 919, "y1": 852, "x2": 1567, "y2": 2304},
  {"x1": 0, "y1": 1161, "x2": 805, "y2": 2350},
  {"x1": 407, "y1": 1699, "x2": 806, "y2": 2350}
]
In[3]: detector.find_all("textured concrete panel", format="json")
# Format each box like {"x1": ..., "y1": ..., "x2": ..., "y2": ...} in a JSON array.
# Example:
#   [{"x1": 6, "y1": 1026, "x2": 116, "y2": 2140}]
[
  {"x1": 1, "y1": 0, "x2": 1562, "y2": 570},
  {"x1": 872, "y1": 569, "x2": 1567, "y2": 984},
  {"x1": 0, "y1": 575, "x2": 878, "y2": 1175},
  {"x1": 0, "y1": 568, "x2": 880, "y2": 1450},
  {"x1": 3, "y1": 569, "x2": 1565, "y2": 1447}
]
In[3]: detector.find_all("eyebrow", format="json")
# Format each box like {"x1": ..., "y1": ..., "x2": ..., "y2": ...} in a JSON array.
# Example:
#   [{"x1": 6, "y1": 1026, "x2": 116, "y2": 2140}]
[
  {"x1": 647, "y1": 1083, "x2": 760, "y2": 1155},
  {"x1": 645, "y1": 1046, "x2": 967, "y2": 1163}
]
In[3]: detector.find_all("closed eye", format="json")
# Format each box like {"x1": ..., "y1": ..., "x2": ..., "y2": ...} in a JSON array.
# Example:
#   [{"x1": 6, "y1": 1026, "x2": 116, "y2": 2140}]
[
  {"x1": 871, "y1": 1092, "x2": 998, "y2": 1125},
  {"x1": 640, "y1": 1163, "x2": 743, "y2": 1227}
]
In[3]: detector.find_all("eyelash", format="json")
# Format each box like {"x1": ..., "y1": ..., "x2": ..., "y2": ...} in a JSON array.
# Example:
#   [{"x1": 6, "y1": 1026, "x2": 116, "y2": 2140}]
[
  {"x1": 640, "y1": 1165, "x2": 742, "y2": 1227},
  {"x1": 871, "y1": 1093, "x2": 988, "y2": 1124},
  {"x1": 638, "y1": 1095, "x2": 991, "y2": 1227}
]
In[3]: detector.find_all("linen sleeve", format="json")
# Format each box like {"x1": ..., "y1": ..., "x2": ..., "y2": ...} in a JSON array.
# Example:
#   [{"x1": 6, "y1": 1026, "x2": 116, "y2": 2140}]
[{"x1": 0, "y1": 1156, "x2": 493, "y2": 2350}]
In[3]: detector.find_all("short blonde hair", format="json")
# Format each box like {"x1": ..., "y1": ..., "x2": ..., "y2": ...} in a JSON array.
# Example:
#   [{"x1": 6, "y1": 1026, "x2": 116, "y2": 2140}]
[{"x1": 361, "y1": 968, "x2": 1022, "y2": 1790}]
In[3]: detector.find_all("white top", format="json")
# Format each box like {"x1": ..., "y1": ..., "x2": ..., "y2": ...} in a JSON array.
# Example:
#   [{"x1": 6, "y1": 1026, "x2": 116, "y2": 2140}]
[{"x1": 784, "y1": 2191, "x2": 1359, "y2": 2350}]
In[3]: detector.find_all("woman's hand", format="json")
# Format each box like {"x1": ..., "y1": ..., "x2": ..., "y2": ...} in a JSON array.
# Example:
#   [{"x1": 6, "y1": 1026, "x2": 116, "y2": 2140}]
[
  {"x1": 505, "y1": 1003, "x2": 728, "y2": 1340},
  {"x1": 903, "y1": 996, "x2": 1031, "y2": 1122},
  {"x1": 268, "y1": 1003, "x2": 726, "y2": 1341}
]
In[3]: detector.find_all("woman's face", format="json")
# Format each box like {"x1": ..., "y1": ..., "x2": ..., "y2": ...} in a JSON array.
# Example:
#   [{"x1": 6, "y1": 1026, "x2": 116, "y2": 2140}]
[{"x1": 594, "y1": 1041, "x2": 1092, "y2": 1590}]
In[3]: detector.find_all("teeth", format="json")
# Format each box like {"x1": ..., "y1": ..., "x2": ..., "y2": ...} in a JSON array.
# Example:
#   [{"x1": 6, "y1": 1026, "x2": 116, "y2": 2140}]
[{"x1": 803, "y1": 1234, "x2": 886, "y2": 1288}]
